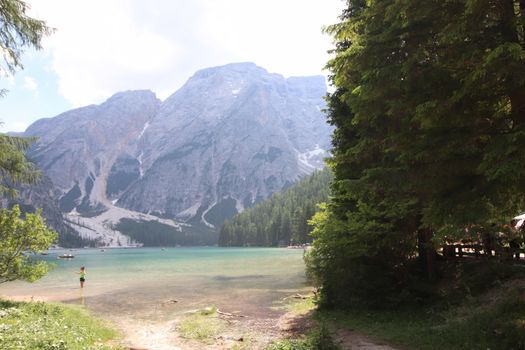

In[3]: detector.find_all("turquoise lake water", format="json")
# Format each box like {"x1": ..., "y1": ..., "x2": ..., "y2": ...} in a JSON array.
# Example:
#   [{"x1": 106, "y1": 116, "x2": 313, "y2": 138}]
[{"x1": 0, "y1": 247, "x2": 308, "y2": 344}]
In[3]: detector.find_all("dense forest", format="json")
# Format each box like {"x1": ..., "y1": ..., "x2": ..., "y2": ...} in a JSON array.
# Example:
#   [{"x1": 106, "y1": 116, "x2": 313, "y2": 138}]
[
  {"x1": 219, "y1": 168, "x2": 332, "y2": 246},
  {"x1": 115, "y1": 219, "x2": 218, "y2": 246},
  {"x1": 307, "y1": 0, "x2": 525, "y2": 309}
]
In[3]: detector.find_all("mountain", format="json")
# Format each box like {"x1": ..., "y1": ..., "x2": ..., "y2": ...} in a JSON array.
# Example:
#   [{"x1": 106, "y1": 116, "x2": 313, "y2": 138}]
[
  {"x1": 0, "y1": 175, "x2": 96, "y2": 248},
  {"x1": 25, "y1": 90, "x2": 161, "y2": 215},
  {"x1": 22, "y1": 62, "x2": 332, "y2": 246}
]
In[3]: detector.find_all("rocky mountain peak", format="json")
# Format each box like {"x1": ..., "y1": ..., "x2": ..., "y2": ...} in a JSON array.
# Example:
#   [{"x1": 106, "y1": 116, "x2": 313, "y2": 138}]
[
  {"x1": 23, "y1": 63, "x2": 332, "y2": 245},
  {"x1": 105, "y1": 89, "x2": 159, "y2": 106},
  {"x1": 191, "y1": 62, "x2": 267, "y2": 79}
]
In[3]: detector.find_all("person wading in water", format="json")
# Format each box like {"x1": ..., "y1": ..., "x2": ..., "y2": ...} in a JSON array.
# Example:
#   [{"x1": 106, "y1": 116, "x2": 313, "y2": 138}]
[{"x1": 78, "y1": 266, "x2": 86, "y2": 288}]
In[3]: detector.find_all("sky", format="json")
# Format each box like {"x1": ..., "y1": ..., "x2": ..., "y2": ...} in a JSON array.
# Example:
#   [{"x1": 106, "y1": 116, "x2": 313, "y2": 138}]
[{"x1": 0, "y1": 0, "x2": 344, "y2": 133}]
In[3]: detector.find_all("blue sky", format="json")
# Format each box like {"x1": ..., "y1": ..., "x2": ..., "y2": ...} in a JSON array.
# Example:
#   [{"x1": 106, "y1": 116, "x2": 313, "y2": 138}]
[
  {"x1": 0, "y1": 49, "x2": 71, "y2": 132},
  {"x1": 0, "y1": 0, "x2": 344, "y2": 132}
]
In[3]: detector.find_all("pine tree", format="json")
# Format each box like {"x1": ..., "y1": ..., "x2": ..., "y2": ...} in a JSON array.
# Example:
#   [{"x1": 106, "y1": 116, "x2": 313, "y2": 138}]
[
  {"x1": 0, "y1": 134, "x2": 39, "y2": 196},
  {"x1": 0, "y1": 0, "x2": 51, "y2": 194},
  {"x1": 0, "y1": 0, "x2": 53, "y2": 80},
  {"x1": 309, "y1": 0, "x2": 525, "y2": 307},
  {"x1": 0, "y1": 0, "x2": 56, "y2": 283}
]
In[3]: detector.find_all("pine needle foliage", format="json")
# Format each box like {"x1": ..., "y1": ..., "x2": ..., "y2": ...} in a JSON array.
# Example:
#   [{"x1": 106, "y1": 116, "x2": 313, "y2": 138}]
[{"x1": 309, "y1": 0, "x2": 525, "y2": 307}]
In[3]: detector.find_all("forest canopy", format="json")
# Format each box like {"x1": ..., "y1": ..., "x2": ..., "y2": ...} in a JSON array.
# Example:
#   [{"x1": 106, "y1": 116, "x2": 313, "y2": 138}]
[{"x1": 307, "y1": 0, "x2": 525, "y2": 307}]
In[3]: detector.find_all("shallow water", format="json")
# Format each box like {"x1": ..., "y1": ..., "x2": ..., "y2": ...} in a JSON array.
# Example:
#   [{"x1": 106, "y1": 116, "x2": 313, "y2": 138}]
[{"x1": 0, "y1": 247, "x2": 308, "y2": 348}]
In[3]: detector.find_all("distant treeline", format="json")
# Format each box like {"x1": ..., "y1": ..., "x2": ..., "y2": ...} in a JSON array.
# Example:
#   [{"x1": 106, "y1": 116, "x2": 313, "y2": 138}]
[
  {"x1": 115, "y1": 219, "x2": 218, "y2": 246},
  {"x1": 219, "y1": 168, "x2": 332, "y2": 246}
]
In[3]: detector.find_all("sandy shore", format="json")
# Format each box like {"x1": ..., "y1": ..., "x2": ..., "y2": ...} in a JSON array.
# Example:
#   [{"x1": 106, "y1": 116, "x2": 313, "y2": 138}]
[
  {"x1": 115, "y1": 297, "x2": 303, "y2": 349},
  {"x1": 0, "y1": 289, "x2": 312, "y2": 349},
  {"x1": 1, "y1": 291, "x2": 401, "y2": 350}
]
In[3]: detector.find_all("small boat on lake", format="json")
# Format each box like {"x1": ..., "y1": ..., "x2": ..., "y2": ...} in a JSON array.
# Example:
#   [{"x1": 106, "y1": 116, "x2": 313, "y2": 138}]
[{"x1": 58, "y1": 254, "x2": 74, "y2": 259}]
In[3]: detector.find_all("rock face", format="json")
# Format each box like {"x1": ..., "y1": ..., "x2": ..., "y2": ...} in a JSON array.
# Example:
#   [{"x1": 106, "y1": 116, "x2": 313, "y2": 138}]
[
  {"x1": 25, "y1": 63, "x2": 331, "y2": 230},
  {"x1": 0, "y1": 176, "x2": 96, "y2": 248},
  {"x1": 26, "y1": 90, "x2": 161, "y2": 216}
]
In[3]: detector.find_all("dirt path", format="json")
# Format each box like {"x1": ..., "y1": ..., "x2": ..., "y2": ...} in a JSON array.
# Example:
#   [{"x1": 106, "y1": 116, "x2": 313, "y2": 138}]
[
  {"x1": 120, "y1": 296, "x2": 402, "y2": 350},
  {"x1": 4, "y1": 294, "x2": 400, "y2": 350}
]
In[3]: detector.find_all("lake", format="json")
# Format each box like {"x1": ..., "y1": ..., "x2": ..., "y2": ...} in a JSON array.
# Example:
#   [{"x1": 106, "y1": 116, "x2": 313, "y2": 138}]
[{"x1": 0, "y1": 247, "x2": 309, "y2": 349}]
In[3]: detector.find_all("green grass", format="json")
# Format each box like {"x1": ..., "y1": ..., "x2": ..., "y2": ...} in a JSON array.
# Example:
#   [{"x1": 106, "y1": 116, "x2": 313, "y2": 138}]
[
  {"x1": 270, "y1": 294, "x2": 316, "y2": 315},
  {"x1": 266, "y1": 297, "x2": 341, "y2": 350},
  {"x1": 265, "y1": 325, "x2": 340, "y2": 350},
  {"x1": 315, "y1": 286, "x2": 525, "y2": 350},
  {"x1": 270, "y1": 262, "x2": 525, "y2": 350},
  {"x1": 230, "y1": 333, "x2": 255, "y2": 350},
  {"x1": 285, "y1": 298, "x2": 316, "y2": 315},
  {"x1": 178, "y1": 306, "x2": 226, "y2": 343},
  {"x1": 0, "y1": 299, "x2": 122, "y2": 349},
  {"x1": 268, "y1": 289, "x2": 525, "y2": 350}
]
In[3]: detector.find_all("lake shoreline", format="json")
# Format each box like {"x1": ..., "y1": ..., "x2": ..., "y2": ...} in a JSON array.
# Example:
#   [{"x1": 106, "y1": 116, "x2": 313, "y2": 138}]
[
  {"x1": 0, "y1": 247, "x2": 310, "y2": 349},
  {"x1": 0, "y1": 289, "x2": 320, "y2": 350}
]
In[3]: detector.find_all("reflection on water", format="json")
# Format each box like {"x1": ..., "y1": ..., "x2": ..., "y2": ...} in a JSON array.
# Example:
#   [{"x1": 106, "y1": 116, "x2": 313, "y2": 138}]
[
  {"x1": 0, "y1": 247, "x2": 307, "y2": 321},
  {"x1": 74, "y1": 289, "x2": 85, "y2": 306}
]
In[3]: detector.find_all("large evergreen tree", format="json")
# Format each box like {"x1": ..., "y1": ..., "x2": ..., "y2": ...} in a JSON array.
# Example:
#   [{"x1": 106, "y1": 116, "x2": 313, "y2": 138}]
[
  {"x1": 0, "y1": 0, "x2": 56, "y2": 282},
  {"x1": 0, "y1": 0, "x2": 52, "y2": 78},
  {"x1": 0, "y1": 133, "x2": 39, "y2": 196},
  {"x1": 0, "y1": 0, "x2": 50, "y2": 196},
  {"x1": 309, "y1": 0, "x2": 525, "y2": 307}
]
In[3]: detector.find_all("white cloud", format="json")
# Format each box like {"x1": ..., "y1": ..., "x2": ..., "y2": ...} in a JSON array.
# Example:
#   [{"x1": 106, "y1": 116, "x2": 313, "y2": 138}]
[
  {"x1": 23, "y1": 76, "x2": 38, "y2": 91},
  {"x1": 11, "y1": 121, "x2": 29, "y2": 132},
  {"x1": 27, "y1": 0, "x2": 344, "y2": 106}
]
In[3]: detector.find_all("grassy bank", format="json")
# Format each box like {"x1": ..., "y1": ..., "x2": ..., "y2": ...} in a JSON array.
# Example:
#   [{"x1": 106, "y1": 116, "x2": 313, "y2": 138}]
[
  {"x1": 318, "y1": 286, "x2": 525, "y2": 350},
  {"x1": 268, "y1": 263, "x2": 525, "y2": 350},
  {"x1": 0, "y1": 299, "x2": 122, "y2": 349},
  {"x1": 178, "y1": 306, "x2": 226, "y2": 343},
  {"x1": 314, "y1": 261, "x2": 525, "y2": 350},
  {"x1": 266, "y1": 325, "x2": 339, "y2": 350}
]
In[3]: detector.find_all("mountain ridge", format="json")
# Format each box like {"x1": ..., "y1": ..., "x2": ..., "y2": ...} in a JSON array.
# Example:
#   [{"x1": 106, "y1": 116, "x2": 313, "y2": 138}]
[{"x1": 18, "y1": 62, "x2": 332, "y2": 246}]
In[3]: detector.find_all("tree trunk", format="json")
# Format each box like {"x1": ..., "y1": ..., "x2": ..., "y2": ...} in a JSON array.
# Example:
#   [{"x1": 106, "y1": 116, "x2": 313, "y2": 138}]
[
  {"x1": 518, "y1": 0, "x2": 525, "y2": 47},
  {"x1": 503, "y1": 2, "x2": 525, "y2": 124},
  {"x1": 417, "y1": 227, "x2": 436, "y2": 281},
  {"x1": 501, "y1": 0, "x2": 519, "y2": 42},
  {"x1": 511, "y1": 93, "x2": 525, "y2": 126}
]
